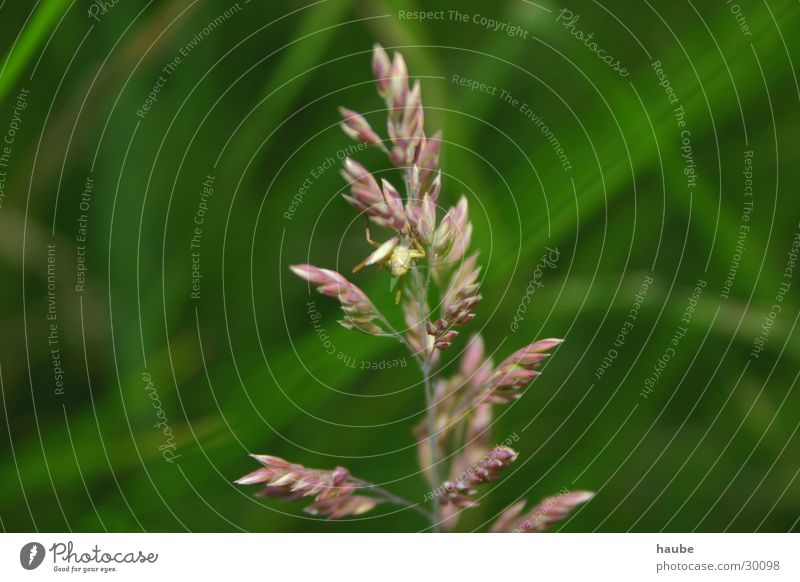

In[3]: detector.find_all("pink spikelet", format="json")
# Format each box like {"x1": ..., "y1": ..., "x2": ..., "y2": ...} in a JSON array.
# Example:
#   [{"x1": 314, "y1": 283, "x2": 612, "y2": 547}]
[
  {"x1": 340, "y1": 158, "x2": 406, "y2": 231},
  {"x1": 236, "y1": 455, "x2": 382, "y2": 520},
  {"x1": 290, "y1": 264, "x2": 383, "y2": 334},
  {"x1": 436, "y1": 446, "x2": 518, "y2": 508},
  {"x1": 478, "y1": 339, "x2": 563, "y2": 404},
  {"x1": 338, "y1": 107, "x2": 383, "y2": 148},
  {"x1": 426, "y1": 253, "x2": 482, "y2": 349},
  {"x1": 491, "y1": 491, "x2": 595, "y2": 533}
]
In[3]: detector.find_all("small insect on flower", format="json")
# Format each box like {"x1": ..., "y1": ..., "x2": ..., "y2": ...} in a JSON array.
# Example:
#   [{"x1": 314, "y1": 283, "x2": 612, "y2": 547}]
[{"x1": 352, "y1": 226, "x2": 426, "y2": 303}]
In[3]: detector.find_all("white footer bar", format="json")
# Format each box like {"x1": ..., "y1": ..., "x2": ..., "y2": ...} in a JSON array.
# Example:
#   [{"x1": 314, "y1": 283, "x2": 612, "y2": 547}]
[{"x1": 1, "y1": 533, "x2": 797, "y2": 580}]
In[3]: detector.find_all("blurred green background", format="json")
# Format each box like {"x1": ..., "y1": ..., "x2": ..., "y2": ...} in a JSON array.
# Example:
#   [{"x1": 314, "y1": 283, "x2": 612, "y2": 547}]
[{"x1": 1, "y1": 0, "x2": 799, "y2": 532}]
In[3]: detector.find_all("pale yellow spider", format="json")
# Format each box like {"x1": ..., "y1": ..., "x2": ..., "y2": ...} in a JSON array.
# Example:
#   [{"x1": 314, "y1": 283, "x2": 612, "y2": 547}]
[{"x1": 353, "y1": 227, "x2": 426, "y2": 302}]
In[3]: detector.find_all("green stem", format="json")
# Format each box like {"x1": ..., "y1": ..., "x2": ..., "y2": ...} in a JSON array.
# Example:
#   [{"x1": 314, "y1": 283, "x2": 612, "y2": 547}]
[
  {"x1": 374, "y1": 309, "x2": 423, "y2": 369},
  {"x1": 410, "y1": 253, "x2": 441, "y2": 532},
  {"x1": 371, "y1": 272, "x2": 441, "y2": 531},
  {"x1": 421, "y1": 357, "x2": 441, "y2": 532},
  {"x1": 351, "y1": 478, "x2": 433, "y2": 521}
]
